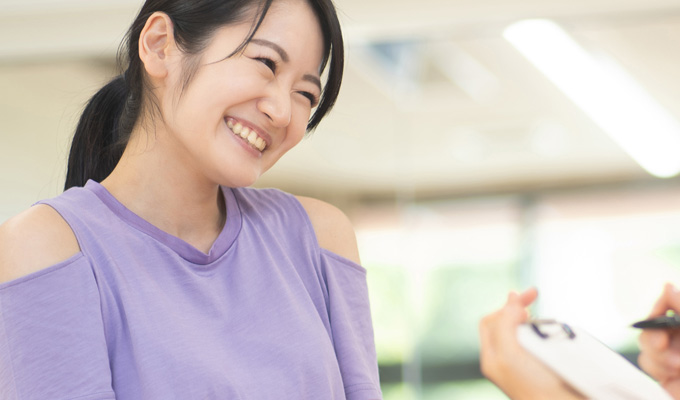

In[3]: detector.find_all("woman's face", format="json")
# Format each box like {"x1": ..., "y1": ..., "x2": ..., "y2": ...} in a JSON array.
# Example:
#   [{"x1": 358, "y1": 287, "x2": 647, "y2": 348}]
[{"x1": 157, "y1": 0, "x2": 325, "y2": 188}]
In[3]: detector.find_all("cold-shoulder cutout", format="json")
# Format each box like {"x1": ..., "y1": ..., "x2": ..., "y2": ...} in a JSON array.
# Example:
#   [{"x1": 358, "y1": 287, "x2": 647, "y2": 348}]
[
  {"x1": 0, "y1": 204, "x2": 80, "y2": 284},
  {"x1": 295, "y1": 196, "x2": 361, "y2": 265}
]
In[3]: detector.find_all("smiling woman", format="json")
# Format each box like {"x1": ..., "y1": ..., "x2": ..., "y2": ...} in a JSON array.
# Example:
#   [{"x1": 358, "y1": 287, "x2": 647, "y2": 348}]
[{"x1": 0, "y1": 1, "x2": 382, "y2": 399}]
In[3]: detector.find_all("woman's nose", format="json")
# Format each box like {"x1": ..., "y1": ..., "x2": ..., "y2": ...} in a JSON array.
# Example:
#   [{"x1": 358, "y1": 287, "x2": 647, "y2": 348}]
[{"x1": 258, "y1": 84, "x2": 292, "y2": 128}]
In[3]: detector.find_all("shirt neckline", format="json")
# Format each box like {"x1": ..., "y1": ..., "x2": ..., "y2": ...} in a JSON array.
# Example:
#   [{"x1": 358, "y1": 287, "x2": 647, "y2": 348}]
[{"x1": 84, "y1": 180, "x2": 241, "y2": 265}]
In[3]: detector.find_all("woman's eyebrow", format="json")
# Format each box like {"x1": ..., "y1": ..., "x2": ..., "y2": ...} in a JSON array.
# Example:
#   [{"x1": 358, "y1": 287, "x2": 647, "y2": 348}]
[
  {"x1": 250, "y1": 38, "x2": 289, "y2": 62},
  {"x1": 303, "y1": 75, "x2": 322, "y2": 91},
  {"x1": 251, "y1": 38, "x2": 322, "y2": 91}
]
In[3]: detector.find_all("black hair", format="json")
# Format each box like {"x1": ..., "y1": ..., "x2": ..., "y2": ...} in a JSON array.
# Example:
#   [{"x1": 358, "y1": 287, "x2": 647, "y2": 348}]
[{"x1": 64, "y1": 0, "x2": 344, "y2": 190}]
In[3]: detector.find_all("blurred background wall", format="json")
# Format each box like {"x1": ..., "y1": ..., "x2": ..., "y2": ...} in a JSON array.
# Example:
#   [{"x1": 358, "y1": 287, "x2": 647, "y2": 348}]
[{"x1": 3, "y1": 0, "x2": 680, "y2": 398}]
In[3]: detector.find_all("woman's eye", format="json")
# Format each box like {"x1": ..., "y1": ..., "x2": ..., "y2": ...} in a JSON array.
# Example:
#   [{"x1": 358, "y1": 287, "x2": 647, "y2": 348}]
[
  {"x1": 256, "y1": 57, "x2": 277, "y2": 73},
  {"x1": 299, "y1": 91, "x2": 319, "y2": 107}
]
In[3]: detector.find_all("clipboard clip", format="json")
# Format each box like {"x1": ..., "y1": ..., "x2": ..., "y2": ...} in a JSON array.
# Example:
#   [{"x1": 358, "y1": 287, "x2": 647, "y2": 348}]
[{"x1": 530, "y1": 319, "x2": 576, "y2": 340}]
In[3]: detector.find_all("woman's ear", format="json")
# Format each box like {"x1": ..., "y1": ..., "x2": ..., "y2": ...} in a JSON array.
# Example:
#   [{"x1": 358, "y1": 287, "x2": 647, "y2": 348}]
[{"x1": 138, "y1": 12, "x2": 176, "y2": 80}]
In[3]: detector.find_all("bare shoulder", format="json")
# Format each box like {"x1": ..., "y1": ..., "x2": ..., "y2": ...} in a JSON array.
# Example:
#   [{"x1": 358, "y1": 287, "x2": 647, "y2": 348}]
[
  {"x1": 0, "y1": 205, "x2": 80, "y2": 284},
  {"x1": 295, "y1": 196, "x2": 361, "y2": 265}
]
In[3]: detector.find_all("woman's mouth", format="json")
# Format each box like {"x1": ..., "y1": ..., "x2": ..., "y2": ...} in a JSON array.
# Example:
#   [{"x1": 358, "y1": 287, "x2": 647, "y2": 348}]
[{"x1": 226, "y1": 118, "x2": 267, "y2": 152}]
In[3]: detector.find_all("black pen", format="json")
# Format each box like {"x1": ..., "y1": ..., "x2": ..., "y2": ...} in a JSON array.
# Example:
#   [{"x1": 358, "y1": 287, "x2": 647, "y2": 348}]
[{"x1": 632, "y1": 314, "x2": 680, "y2": 329}]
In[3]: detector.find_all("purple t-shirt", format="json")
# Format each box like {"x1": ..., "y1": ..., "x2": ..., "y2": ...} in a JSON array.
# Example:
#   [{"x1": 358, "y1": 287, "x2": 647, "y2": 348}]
[{"x1": 0, "y1": 181, "x2": 382, "y2": 400}]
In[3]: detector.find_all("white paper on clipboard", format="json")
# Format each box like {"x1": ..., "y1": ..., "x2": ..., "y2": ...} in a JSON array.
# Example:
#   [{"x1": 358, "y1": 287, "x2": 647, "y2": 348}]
[{"x1": 517, "y1": 321, "x2": 673, "y2": 400}]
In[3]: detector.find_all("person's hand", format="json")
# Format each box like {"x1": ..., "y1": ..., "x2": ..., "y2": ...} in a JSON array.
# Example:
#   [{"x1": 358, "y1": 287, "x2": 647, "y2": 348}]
[
  {"x1": 638, "y1": 283, "x2": 680, "y2": 399},
  {"x1": 479, "y1": 288, "x2": 585, "y2": 400}
]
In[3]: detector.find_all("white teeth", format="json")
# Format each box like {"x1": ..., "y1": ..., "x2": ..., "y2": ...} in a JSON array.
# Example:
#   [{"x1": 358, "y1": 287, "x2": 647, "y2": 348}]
[
  {"x1": 247, "y1": 131, "x2": 258, "y2": 143},
  {"x1": 228, "y1": 119, "x2": 266, "y2": 151}
]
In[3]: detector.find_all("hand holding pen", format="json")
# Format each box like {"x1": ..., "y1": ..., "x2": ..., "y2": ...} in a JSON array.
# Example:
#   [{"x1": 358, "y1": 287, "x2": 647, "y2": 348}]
[{"x1": 636, "y1": 283, "x2": 680, "y2": 400}]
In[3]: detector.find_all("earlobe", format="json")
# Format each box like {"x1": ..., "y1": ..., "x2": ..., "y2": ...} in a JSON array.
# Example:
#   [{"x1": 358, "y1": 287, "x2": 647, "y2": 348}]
[{"x1": 139, "y1": 12, "x2": 175, "y2": 79}]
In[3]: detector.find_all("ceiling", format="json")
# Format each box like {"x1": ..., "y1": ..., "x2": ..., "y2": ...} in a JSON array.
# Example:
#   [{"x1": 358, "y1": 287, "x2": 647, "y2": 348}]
[{"x1": 2, "y1": 0, "x2": 680, "y2": 203}]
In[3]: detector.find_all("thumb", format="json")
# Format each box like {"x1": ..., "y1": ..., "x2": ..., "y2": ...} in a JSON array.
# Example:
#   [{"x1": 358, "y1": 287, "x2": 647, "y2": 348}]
[
  {"x1": 517, "y1": 287, "x2": 539, "y2": 308},
  {"x1": 505, "y1": 288, "x2": 538, "y2": 324}
]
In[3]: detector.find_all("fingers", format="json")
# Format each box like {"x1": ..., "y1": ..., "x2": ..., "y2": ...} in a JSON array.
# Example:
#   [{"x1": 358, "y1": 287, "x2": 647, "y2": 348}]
[
  {"x1": 505, "y1": 287, "x2": 539, "y2": 323},
  {"x1": 639, "y1": 283, "x2": 680, "y2": 357},
  {"x1": 479, "y1": 288, "x2": 538, "y2": 370},
  {"x1": 638, "y1": 346, "x2": 680, "y2": 383},
  {"x1": 639, "y1": 329, "x2": 670, "y2": 353},
  {"x1": 479, "y1": 289, "x2": 587, "y2": 399},
  {"x1": 640, "y1": 345, "x2": 680, "y2": 400},
  {"x1": 517, "y1": 287, "x2": 539, "y2": 308},
  {"x1": 638, "y1": 283, "x2": 680, "y2": 387},
  {"x1": 649, "y1": 283, "x2": 680, "y2": 318}
]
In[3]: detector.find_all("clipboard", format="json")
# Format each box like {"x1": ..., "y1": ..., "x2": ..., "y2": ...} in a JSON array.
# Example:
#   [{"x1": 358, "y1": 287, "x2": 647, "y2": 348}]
[{"x1": 517, "y1": 320, "x2": 673, "y2": 400}]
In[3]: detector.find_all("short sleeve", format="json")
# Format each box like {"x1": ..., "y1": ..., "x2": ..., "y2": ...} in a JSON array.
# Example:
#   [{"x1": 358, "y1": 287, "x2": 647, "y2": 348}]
[
  {"x1": 0, "y1": 254, "x2": 115, "y2": 400},
  {"x1": 320, "y1": 249, "x2": 383, "y2": 400}
]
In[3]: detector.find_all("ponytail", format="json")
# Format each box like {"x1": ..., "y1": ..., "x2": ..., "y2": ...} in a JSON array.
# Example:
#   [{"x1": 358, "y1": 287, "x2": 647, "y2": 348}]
[{"x1": 64, "y1": 75, "x2": 128, "y2": 190}]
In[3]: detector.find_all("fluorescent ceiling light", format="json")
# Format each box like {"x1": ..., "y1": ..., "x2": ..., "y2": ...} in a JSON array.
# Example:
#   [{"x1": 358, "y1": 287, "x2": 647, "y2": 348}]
[{"x1": 503, "y1": 19, "x2": 680, "y2": 178}]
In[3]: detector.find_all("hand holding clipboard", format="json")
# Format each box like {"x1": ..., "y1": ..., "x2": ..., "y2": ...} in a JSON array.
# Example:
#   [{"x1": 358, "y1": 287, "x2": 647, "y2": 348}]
[
  {"x1": 518, "y1": 320, "x2": 673, "y2": 400},
  {"x1": 479, "y1": 287, "x2": 680, "y2": 400}
]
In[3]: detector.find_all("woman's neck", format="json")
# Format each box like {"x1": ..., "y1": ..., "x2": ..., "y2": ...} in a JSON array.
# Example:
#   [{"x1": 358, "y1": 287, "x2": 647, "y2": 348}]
[{"x1": 100, "y1": 137, "x2": 226, "y2": 254}]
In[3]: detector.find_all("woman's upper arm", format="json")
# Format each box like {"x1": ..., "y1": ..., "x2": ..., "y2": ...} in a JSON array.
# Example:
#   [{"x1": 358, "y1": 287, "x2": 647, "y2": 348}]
[
  {"x1": 302, "y1": 198, "x2": 383, "y2": 399},
  {"x1": 0, "y1": 206, "x2": 114, "y2": 399},
  {"x1": 295, "y1": 196, "x2": 361, "y2": 265},
  {"x1": 0, "y1": 204, "x2": 80, "y2": 284}
]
